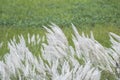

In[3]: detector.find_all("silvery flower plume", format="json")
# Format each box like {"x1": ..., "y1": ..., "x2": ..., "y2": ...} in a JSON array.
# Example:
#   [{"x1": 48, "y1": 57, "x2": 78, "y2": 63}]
[
  {"x1": 27, "y1": 33, "x2": 41, "y2": 45},
  {"x1": 0, "y1": 32, "x2": 101, "y2": 80},
  {"x1": 0, "y1": 35, "x2": 45, "y2": 80},
  {"x1": 110, "y1": 32, "x2": 120, "y2": 56},
  {"x1": 0, "y1": 61, "x2": 10, "y2": 80},
  {"x1": 109, "y1": 32, "x2": 120, "y2": 79},
  {"x1": 41, "y1": 23, "x2": 101, "y2": 80},
  {"x1": 72, "y1": 61, "x2": 101, "y2": 80},
  {"x1": 71, "y1": 24, "x2": 115, "y2": 72},
  {"x1": 47, "y1": 60, "x2": 101, "y2": 80},
  {"x1": 2, "y1": 23, "x2": 120, "y2": 79},
  {"x1": 42, "y1": 23, "x2": 69, "y2": 62}
]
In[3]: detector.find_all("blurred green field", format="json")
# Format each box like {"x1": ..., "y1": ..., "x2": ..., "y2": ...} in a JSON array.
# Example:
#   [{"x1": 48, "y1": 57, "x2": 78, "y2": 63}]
[
  {"x1": 0, "y1": 0, "x2": 120, "y2": 54},
  {"x1": 0, "y1": 0, "x2": 120, "y2": 27}
]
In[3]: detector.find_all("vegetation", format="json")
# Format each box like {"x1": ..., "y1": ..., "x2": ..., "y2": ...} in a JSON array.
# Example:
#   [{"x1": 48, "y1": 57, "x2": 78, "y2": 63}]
[
  {"x1": 0, "y1": 25, "x2": 120, "y2": 80},
  {"x1": 0, "y1": 0, "x2": 120, "y2": 79},
  {"x1": 0, "y1": 0, "x2": 120, "y2": 27},
  {"x1": 0, "y1": 0, "x2": 120, "y2": 45}
]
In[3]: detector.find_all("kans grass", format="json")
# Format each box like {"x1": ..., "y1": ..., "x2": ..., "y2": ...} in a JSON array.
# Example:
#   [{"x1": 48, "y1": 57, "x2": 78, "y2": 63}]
[
  {"x1": 0, "y1": 24, "x2": 120, "y2": 80},
  {"x1": 1, "y1": 0, "x2": 120, "y2": 80}
]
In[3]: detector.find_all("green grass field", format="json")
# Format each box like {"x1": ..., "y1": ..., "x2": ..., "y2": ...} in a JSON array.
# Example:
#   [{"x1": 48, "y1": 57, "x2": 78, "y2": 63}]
[
  {"x1": 1, "y1": 0, "x2": 120, "y2": 27},
  {"x1": 0, "y1": 0, "x2": 120, "y2": 56}
]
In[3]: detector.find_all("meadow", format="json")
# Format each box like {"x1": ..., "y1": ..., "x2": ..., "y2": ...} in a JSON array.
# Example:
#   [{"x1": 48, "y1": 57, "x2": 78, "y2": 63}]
[
  {"x1": 0, "y1": 0, "x2": 120, "y2": 80},
  {"x1": 0, "y1": 0, "x2": 120, "y2": 45}
]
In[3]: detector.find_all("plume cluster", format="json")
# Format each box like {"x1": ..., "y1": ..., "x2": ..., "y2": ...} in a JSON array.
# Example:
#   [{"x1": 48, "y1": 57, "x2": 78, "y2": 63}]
[{"x1": 0, "y1": 24, "x2": 120, "y2": 80}]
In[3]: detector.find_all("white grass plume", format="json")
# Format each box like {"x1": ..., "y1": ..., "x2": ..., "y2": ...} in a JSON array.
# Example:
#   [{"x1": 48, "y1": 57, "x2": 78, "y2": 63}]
[{"x1": 0, "y1": 24, "x2": 120, "y2": 80}]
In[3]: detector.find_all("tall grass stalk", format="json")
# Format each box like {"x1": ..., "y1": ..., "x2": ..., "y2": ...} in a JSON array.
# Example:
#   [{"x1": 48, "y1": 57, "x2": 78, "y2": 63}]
[{"x1": 0, "y1": 24, "x2": 120, "y2": 80}]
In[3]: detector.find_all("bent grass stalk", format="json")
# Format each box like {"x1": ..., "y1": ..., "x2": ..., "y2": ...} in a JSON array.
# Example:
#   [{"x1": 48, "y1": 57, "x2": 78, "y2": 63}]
[{"x1": 0, "y1": 24, "x2": 120, "y2": 80}]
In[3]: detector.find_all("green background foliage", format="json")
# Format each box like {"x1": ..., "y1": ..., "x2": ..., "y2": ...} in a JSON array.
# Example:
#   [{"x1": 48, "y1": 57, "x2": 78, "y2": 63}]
[
  {"x1": 0, "y1": 0, "x2": 120, "y2": 27},
  {"x1": 0, "y1": 0, "x2": 120, "y2": 53}
]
